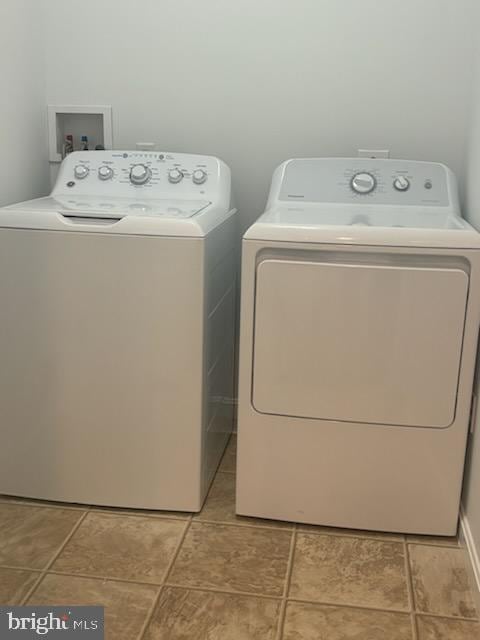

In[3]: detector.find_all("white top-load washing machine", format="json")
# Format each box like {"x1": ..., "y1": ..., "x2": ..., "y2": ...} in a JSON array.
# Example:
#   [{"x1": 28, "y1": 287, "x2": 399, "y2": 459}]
[
  {"x1": 0, "y1": 150, "x2": 236, "y2": 511},
  {"x1": 237, "y1": 157, "x2": 480, "y2": 535}
]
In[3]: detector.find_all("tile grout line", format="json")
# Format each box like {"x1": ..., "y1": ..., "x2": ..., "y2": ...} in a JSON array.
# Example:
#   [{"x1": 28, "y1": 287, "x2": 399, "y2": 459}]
[
  {"x1": 134, "y1": 586, "x2": 162, "y2": 640},
  {"x1": 163, "y1": 582, "x2": 283, "y2": 601},
  {"x1": 194, "y1": 518, "x2": 294, "y2": 532},
  {"x1": 40, "y1": 570, "x2": 170, "y2": 588},
  {"x1": 416, "y1": 611, "x2": 480, "y2": 623},
  {"x1": 19, "y1": 508, "x2": 91, "y2": 605},
  {"x1": 403, "y1": 535, "x2": 419, "y2": 640},
  {"x1": 1, "y1": 570, "x2": 288, "y2": 602},
  {"x1": 136, "y1": 515, "x2": 193, "y2": 640},
  {"x1": 79, "y1": 510, "x2": 190, "y2": 524},
  {"x1": 0, "y1": 497, "x2": 191, "y2": 522},
  {"x1": 294, "y1": 533, "x2": 458, "y2": 548},
  {"x1": 162, "y1": 516, "x2": 194, "y2": 585},
  {"x1": 194, "y1": 516, "x2": 408, "y2": 541},
  {"x1": 414, "y1": 609, "x2": 479, "y2": 622},
  {"x1": 286, "y1": 596, "x2": 411, "y2": 616},
  {"x1": 287, "y1": 594, "x2": 480, "y2": 621},
  {"x1": 294, "y1": 532, "x2": 406, "y2": 542},
  {"x1": 405, "y1": 539, "x2": 459, "y2": 549},
  {"x1": 275, "y1": 524, "x2": 297, "y2": 640},
  {"x1": 0, "y1": 565, "x2": 43, "y2": 574},
  {"x1": 0, "y1": 499, "x2": 88, "y2": 512},
  {"x1": 298, "y1": 530, "x2": 406, "y2": 545}
]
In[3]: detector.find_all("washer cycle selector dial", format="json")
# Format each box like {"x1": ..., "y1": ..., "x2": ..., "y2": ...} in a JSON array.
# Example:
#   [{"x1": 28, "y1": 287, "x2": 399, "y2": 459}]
[
  {"x1": 74, "y1": 165, "x2": 89, "y2": 180},
  {"x1": 351, "y1": 172, "x2": 376, "y2": 194},
  {"x1": 130, "y1": 164, "x2": 151, "y2": 185},
  {"x1": 192, "y1": 169, "x2": 207, "y2": 185},
  {"x1": 393, "y1": 176, "x2": 410, "y2": 191},
  {"x1": 168, "y1": 168, "x2": 184, "y2": 184},
  {"x1": 98, "y1": 165, "x2": 114, "y2": 181}
]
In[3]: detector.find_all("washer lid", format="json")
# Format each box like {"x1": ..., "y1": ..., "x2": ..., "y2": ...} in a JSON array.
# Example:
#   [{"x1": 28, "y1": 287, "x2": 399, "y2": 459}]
[
  {"x1": 0, "y1": 196, "x2": 234, "y2": 237},
  {"x1": 244, "y1": 204, "x2": 480, "y2": 248},
  {"x1": 6, "y1": 196, "x2": 211, "y2": 218}
]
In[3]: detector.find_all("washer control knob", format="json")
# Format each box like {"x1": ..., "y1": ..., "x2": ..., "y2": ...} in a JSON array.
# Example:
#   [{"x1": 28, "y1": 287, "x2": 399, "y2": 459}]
[
  {"x1": 168, "y1": 168, "x2": 184, "y2": 184},
  {"x1": 98, "y1": 165, "x2": 114, "y2": 181},
  {"x1": 130, "y1": 164, "x2": 151, "y2": 185},
  {"x1": 192, "y1": 169, "x2": 207, "y2": 185},
  {"x1": 393, "y1": 176, "x2": 410, "y2": 191},
  {"x1": 74, "y1": 165, "x2": 89, "y2": 180},
  {"x1": 351, "y1": 172, "x2": 376, "y2": 194}
]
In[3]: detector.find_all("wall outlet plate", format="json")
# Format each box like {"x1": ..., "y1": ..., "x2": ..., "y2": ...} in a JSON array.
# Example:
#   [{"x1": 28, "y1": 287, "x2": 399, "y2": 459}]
[{"x1": 358, "y1": 149, "x2": 390, "y2": 159}]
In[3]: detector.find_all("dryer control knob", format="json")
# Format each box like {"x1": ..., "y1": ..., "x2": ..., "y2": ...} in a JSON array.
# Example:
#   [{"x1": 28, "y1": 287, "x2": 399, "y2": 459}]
[
  {"x1": 130, "y1": 164, "x2": 151, "y2": 185},
  {"x1": 168, "y1": 168, "x2": 184, "y2": 184},
  {"x1": 351, "y1": 172, "x2": 376, "y2": 194},
  {"x1": 393, "y1": 176, "x2": 410, "y2": 191},
  {"x1": 74, "y1": 165, "x2": 89, "y2": 180},
  {"x1": 192, "y1": 169, "x2": 207, "y2": 185},
  {"x1": 98, "y1": 165, "x2": 114, "y2": 181}
]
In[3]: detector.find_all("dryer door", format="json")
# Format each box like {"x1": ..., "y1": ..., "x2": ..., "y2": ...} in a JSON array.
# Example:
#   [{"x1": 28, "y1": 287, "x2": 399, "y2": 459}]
[{"x1": 252, "y1": 257, "x2": 468, "y2": 428}]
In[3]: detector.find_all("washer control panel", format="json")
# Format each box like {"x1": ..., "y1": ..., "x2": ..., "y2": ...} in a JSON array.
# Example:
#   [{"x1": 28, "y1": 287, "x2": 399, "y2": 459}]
[
  {"x1": 54, "y1": 150, "x2": 227, "y2": 201},
  {"x1": 276, "y1": 158, "x2": 453, "y2": 207}
]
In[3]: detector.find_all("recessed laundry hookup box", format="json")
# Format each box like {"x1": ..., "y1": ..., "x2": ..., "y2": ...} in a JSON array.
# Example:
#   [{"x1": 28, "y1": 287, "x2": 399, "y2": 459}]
[{"x1": 48, "y1": 104, "x2": 113, "y2": 162}]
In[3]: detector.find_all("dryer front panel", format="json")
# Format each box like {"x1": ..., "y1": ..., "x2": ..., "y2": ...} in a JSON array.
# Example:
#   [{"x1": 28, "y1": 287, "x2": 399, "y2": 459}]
[{"x1": 252, "y1": 256, "x2": 469, "y2": 428}]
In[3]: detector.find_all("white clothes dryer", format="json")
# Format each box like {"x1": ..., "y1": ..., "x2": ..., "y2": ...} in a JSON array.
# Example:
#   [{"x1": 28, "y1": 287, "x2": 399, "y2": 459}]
[
  {"x1": 0, "y1": 150, "x2": 236, "y2": 511},
  {"x1": 237, "y1": 157, "x2": 480, "y2": 535}
]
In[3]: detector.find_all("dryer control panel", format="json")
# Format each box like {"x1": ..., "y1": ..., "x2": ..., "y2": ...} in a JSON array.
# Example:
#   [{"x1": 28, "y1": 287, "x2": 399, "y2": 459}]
[
  {"x1": 271, "y1": 158, "x2": 457, "y2": 210},
  {"x1": 53, "y1": 150, "x2": 231, "y2": 205}
]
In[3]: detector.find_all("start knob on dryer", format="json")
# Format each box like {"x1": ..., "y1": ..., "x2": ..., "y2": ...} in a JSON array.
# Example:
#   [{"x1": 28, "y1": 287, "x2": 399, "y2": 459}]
[
  {"x1": 393, "y1": 176, "x2": 410, "y2": 191},
  {"x1": 351, "y1": 172, "x2": 376, "y2": 194}
]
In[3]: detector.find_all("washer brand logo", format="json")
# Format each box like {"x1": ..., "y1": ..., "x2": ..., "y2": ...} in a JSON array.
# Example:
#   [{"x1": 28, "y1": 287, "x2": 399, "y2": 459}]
[{"x1": 0, "y1": 607, "x2": 104, "y2": 639}]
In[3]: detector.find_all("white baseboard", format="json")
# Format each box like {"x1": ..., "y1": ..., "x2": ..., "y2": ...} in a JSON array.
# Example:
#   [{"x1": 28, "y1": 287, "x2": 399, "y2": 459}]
[{"x1": 460, "y1": 507, "x2": 480, "y2": 612}]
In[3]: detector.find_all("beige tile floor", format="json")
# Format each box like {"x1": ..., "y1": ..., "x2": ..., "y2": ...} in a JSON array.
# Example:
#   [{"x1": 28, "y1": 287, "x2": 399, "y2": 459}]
[{"x1": 0, "y1": 436, "x2": 479, "y2": 640}]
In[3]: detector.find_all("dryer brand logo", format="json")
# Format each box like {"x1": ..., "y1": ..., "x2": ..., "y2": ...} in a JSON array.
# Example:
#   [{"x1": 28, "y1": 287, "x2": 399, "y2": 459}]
[{"x1": 0, "y1": 607, "x2": 104, "y2": 639}]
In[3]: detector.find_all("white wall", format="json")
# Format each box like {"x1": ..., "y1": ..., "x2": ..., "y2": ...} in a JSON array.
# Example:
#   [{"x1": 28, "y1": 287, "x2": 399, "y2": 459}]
[
  {"x1": 462, "y1": 11, "x2": 480, "y2": 580},
  {"x1": 44, "y1": 0, "x2": 476, "y2": 229},
  {"x1": 0, "y1": 0, "x2": 49, "y2": 206}
]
